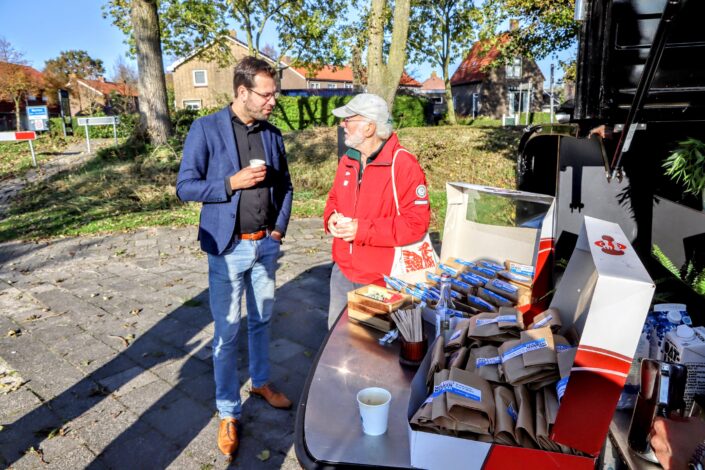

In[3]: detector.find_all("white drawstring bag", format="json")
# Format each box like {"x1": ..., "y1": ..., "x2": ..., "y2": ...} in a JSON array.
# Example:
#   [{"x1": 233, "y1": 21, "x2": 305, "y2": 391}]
[{"x1": 388, "y1": 149, "x2": 439, "y2": 277}]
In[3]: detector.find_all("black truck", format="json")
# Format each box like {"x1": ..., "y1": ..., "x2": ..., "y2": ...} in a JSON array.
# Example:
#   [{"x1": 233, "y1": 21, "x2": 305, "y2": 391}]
[{"x1": 518, "y1": 0, "x2": 705, "y2": 316}]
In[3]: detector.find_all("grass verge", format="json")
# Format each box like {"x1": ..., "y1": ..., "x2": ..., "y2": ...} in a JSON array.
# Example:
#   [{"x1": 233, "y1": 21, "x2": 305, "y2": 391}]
[{"x1": 0, "y1": 125, "x2": 520, "y2": 242}]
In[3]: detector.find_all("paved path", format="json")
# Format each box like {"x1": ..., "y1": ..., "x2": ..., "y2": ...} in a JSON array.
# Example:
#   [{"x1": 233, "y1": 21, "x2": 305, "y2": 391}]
[{"x1": 0, "y1": 219, "x2": 333, "y2": 469}]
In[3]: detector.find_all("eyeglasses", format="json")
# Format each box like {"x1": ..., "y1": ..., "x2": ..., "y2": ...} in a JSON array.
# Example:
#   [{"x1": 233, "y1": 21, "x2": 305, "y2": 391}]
[
  {"x1": 341, "y1": 117, "x2": 369, "y2": 125},
  {"x1": 248, "y1": 88, "x2": 279, "y2": 101}
]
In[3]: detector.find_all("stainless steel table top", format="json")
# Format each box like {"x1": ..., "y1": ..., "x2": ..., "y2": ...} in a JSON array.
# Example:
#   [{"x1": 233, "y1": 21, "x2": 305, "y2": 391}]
[{"x1": 303, "y1": 310, "x2": 418, "y2": 467}]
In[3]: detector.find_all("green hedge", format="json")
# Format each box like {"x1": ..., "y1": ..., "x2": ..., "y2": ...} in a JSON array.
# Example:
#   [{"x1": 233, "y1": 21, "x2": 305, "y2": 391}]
[
  {"x1": 49, "y1": 113, "x2": 140, "y2": 139},
  {"x1": 270, "y1": 95, "x2": 432, "y2": 131}
]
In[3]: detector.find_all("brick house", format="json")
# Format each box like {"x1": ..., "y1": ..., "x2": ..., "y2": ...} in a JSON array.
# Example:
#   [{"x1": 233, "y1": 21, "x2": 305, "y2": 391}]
[
  {"x1": 167, "y1": 35, "x2": 305, "y2": 110},
  {"x1": 450, "y1": 39, "x2": 544, "y2": 119},
  {"x1": 168, "y1": 33, "x2": 422, "y2": 109},
  {"x1": 68, "y1": 77, "x2": 138, "y2": 116},
  {"x1": 0, "y1": 62, "x2": 53, "y2": 131}
]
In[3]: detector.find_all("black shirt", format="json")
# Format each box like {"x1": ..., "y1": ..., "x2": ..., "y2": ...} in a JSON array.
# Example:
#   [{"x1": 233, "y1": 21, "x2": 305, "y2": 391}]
[{"x1": 228, "y1": 110, "x2": 275, "y2": 234}]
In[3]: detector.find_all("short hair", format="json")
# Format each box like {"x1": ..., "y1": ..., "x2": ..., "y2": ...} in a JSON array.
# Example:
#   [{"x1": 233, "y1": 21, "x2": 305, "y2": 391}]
[
  {"x1": 375, "y1": 121, "x2": 393, "y2": 139},
  {"x1": 233, "y1": 56, "x2": 276, "y2": 97}
]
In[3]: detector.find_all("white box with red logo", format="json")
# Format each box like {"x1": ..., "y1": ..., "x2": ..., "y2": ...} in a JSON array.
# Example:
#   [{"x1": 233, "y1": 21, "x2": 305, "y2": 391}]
[{"x1": 407, "y1": 207, "x2": 655, "y2": 469}]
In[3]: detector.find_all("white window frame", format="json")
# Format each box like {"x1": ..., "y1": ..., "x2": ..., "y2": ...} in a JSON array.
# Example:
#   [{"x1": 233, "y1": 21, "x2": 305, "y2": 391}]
[
  {"x1": 328, "y1": 83, "x2": 337, "y2": 89},
  {"x1": 310, "y1": 82, "x2": 321, "y2": 89},
  {"x1": 192, "y1": 70, "x2": 208, "y2": 87},
  {"x1": 344, "y1": 83, "x2": 353, "y2": 89},
  {"x1": 183, "y1": 99, "x2": 202, "y2": 110},
  {"x1": 506, "y1": 57, "x2": 522, "y2": 79}
]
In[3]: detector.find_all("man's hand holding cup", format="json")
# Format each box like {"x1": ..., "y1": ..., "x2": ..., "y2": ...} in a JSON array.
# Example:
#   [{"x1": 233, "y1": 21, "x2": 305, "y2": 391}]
[{"x1": 229, "y1": 159, "x2": 266, "y2": 190}]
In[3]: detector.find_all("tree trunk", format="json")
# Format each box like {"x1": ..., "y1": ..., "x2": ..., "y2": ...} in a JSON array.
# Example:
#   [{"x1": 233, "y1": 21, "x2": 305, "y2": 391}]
[
  {"x1": 131, "y1": 0, "x2": 172, "y2": 144},
  {"x1": 13, "y1": 95, "x2": 21, "y2": 131},
  {"x1": 442, "y1": 60, "x2": 456, "y2": 125},
  {"x1": 351, "y1": 44, "x2": 364, "y2": 93},
  {"x1": 367, "y1": 0, "x2": 411, "y2": 110}
]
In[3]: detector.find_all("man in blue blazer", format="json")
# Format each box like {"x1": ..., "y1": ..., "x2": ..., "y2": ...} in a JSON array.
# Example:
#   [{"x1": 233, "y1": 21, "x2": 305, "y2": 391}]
[{"x1": 176, "y1": 56, "x2": 293, "y2": 459}]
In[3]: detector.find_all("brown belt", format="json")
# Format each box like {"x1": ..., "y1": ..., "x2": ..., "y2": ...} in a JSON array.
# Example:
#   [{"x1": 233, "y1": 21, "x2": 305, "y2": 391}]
[{"x1": 236, "y1": 229, "x2": 268, "y2": 241}]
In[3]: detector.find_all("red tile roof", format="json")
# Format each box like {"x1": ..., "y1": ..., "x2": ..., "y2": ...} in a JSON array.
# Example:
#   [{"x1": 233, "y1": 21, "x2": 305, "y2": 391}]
[
  {"x1": 79, "y1": 78, "x2": 138, "y2": 97},
  {"x1": 292, "y1": 65, "x2": 353, "y2": 81},
  {"x1": 451, "y1": 37, "x2": 507, "y2": 86},
  {"x1": 291, "y1": 64, "x2": 421, "y2": 87},
  {"x1": 399, "y1": 72, "x2": 422, "y2": 87},
  {"x1": 421, "y1": 72, "x2": 445, "y2": 91}
]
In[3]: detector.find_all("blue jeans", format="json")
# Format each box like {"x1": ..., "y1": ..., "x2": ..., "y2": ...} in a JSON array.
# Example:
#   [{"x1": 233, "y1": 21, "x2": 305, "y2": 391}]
[{"x1": 207, "y1": 235, "x2": 280, "y2": 419}]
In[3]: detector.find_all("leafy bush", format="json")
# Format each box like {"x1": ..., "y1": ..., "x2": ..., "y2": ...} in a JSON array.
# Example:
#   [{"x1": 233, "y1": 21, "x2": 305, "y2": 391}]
[
  {"x1": 270, "y1": 95, "x2": 432, "y2": 131},
  {"x1": 49, "y1": 113, "x2": 140, "y2": 139}
]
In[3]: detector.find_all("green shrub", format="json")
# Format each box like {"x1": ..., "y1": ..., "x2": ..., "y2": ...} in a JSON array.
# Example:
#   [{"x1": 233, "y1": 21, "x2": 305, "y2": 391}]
[
  {"x1": 270, "y1": 95, "x2": 432, "y2": 131},
  {"x1": 49, "y1": 113, "x2": 140, "y2": 139}
]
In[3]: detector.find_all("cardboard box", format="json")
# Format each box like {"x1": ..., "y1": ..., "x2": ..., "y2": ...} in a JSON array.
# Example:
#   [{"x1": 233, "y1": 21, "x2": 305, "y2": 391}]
[
  {"x1": 347, "y1": 285, "x2": 413, "y2": 332},
  {"x1": 664, "y1": 325, "x2": 705, "y2": 411},
  {"x1": 407, "y1": 215, "x2": 655, "y2": 469},
  {"x1": 440, "y1": 183, "x2": 555, "y2": 316}
]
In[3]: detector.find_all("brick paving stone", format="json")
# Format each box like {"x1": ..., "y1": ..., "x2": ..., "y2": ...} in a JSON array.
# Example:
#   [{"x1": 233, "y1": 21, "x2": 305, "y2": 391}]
[{"x1": 0, "y1": 220, "x2": 330, "y2": 468}]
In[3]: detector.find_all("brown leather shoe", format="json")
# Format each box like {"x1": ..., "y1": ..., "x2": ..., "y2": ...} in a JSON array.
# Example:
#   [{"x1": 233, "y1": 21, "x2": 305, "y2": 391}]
[
  {"x1": 250, "y1": 383, "x2": 292, "y2": 409},
  {"x1": 217, "y1": 417, "x2": 239, "y2": 456}
]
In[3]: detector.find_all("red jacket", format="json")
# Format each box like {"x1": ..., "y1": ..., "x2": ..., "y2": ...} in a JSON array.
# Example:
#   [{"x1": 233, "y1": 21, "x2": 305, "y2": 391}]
[{"x1": 324, "y1": 133, "x2": 431, "y2": 285}]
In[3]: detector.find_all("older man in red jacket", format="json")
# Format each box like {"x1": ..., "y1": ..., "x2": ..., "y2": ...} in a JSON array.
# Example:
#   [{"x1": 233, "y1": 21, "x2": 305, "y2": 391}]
[{"x1": 324, "y1": 93, "x2": 431, "y2": 328}]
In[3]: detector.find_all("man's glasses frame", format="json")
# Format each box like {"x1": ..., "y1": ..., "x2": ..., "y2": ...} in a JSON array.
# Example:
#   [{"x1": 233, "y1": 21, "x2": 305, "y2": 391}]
[
  {"x1": 341, "y1": 117, "x2": 370, "y2": 125},
  {"x1": 248, "y1": 88, "x2": 279, "y2": 101}
]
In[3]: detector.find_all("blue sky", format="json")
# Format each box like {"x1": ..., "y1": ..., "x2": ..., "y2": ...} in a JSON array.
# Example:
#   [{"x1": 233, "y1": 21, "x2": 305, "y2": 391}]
[{"x1": 0, "y1": 0, "x2": 570, "y2": 86}]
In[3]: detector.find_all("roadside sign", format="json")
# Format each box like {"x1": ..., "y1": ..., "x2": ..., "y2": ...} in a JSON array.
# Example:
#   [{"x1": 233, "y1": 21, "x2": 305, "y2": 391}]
[
  {"x1": 27, "y1": 105, "x2": 49, "y2": 133},
  {"x1": 77, "y1": 116, "x2": 119, "y2": 126},
  {"x1": 27, "y1": 106, "x2": 49, "y2": 120},
  {"x1": 0, "y1": 131, "x2": 38, "y2": 167},
  {"x1": 77, "y1": 116, "x2": 120, "y2": 152}
]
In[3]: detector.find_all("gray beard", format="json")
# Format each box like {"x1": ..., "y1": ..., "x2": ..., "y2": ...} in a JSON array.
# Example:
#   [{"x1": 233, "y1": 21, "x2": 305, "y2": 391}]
[{"x1": 344, "y1": 132, "x2": 365, "y2": 149}]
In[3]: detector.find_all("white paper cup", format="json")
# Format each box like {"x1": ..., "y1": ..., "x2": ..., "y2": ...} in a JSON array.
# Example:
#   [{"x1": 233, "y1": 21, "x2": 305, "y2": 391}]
[
  {"x1": 356, "y1": 387, "x2": 391, "y2": 436},
  {"x1": 249, "y1": 159, "x2": 266, "y2": 168}
]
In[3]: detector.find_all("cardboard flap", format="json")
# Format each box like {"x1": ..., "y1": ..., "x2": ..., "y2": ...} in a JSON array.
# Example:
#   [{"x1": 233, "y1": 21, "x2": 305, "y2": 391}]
[
  {"x1": 441, "y1": 183, "x2": 554, "y2": 267},
  {"x1": 550, "y1": 216, "x2": 655, "y2": 455}
]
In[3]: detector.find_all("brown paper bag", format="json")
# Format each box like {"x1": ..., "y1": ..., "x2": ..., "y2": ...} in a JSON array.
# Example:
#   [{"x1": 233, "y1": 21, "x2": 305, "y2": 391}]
[
  {"x1": 444, "y1": 367, "x2": 496, "y2": 435},
  {"x1": 467, "y1": 345, "x2": 502, "y2": 383},
  {"x1": 493, "y1": 385, "x2": 519, "y2": 446},
  {"x1": 535, "y1": 388, "x2": 563, "y2": 452},
  {"x1": 430, "y1": 369, "x2": 459, "y2": 434},
  {"x1": 478, "y1": 287, "x2": 514, "y2": 308},
  {"x1": 427, "y1": 336, "x2": 446, "y2": 387},
  {"x1": 446, "y1": 319, "x2": 470, "y2": 351},
  {"x1": 499, "y1": 327, "x2": 558, "y2": 386},
  {"x1": 513, "y1": 385, "x2": 539, "y2": 449},
  {"x1": 497, "y1": 306, "x2": 525, "y2": 331},
  {"x1": 449, "y1": 346, "x2": 469, "y2": 369},
  {"x1": 467, "y1": 312, "x2": 520, "y2": 343},
  {"x1": 527, "y1": 308, "x2": 562, "y2": 333}
]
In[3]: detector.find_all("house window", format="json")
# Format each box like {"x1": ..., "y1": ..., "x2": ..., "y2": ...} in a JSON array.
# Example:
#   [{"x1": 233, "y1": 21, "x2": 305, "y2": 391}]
[
  {"x1": 506, "y1": 57, "x2": 522, "y2": 79},
  {"x1": 310, "y1": 82, "x2": 321, "y2": 89},
  {"x1": 192, "y1": 70, "x2": 208, "y2": 87},
  {"x1": 183, "y1": 99, "x2": 202, "y2": 110},
  {"x1": 328, "y1": 83, "x2": 337, "y2": 89},
  {"x1": 344, "y1": 83, "x2": 353, "y2": 89}
]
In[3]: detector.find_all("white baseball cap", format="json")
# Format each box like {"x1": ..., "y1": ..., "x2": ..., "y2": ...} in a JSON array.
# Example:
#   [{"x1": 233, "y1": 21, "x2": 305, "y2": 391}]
[{"x1": 332, "y1": 93, "x2": 391, "y2": 123}]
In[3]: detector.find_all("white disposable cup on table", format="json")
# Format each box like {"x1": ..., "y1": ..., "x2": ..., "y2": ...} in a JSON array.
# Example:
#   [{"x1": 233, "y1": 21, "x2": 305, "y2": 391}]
[
  {"x1": 356, "y1": 387, "x2": 392, "y2": 436},
  {"x1": 249, "y1": 158, "x2": 266, "y2": 168}
]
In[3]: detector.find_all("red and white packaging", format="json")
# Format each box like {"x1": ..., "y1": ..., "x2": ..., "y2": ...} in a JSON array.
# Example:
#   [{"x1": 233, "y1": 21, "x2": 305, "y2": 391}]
[{"x1": 407, "y1": 215, "x2": 655, "y2": 469}]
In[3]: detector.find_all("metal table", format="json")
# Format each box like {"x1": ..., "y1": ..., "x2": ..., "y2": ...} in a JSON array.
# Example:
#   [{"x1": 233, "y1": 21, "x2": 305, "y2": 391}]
[
  {"x1": 294, "y1": 310, "x2": 653, "y2": 469},
  {"x1": 295, "y1": 310, "x2": 419, "y2": 469}
]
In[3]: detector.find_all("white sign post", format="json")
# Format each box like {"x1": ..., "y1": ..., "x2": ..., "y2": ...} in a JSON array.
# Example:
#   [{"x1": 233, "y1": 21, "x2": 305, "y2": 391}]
[
  {"x1": 0, "y1": 131, "x2": 38, "y2": 167},
  {"x1": 77, "y1": 116, "x2": 120, "y2": 153}
]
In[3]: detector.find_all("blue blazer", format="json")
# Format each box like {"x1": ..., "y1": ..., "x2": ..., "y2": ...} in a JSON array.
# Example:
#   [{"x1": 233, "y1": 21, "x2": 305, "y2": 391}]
[{"x1": 176, "y1": 106, "x2": 293, "y2": 255}]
